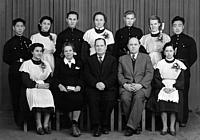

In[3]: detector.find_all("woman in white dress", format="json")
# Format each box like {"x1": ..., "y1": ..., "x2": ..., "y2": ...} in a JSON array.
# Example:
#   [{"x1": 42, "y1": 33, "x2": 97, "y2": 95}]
[
  {"x1": 154, "y1": 42, "x2": 186, "y2": 136},
  {"x1": 83, "y1": 12, "x2": 114, "y2": 56},
  {"x1": 19, "y1": 43, "x2": 54, "y2": 135},
  {"x1": 140, "y1": 15, "x2": 170, "y2": 68},
  {"x1": 31, "y1": 16, "x2": 57, "y2": 72}
]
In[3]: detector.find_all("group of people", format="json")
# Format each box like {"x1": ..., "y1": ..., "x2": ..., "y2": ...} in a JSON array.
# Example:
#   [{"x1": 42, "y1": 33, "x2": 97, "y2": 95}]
[{"x1": 3, "y1": 10, "x2": 197, "y2": 138}]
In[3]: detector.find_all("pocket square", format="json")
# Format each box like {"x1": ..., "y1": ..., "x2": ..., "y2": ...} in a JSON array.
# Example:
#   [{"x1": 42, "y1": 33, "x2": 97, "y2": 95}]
[{"x1": 75, "y1": 66, "x2": 80, "y2": 69}]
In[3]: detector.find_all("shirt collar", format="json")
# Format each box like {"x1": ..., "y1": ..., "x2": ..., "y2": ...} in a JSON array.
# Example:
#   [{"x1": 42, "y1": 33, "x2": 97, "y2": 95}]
[
  {"x1": 97, "y1": 54, "x2": 105, "y2": 61},
  {"x1": 64, "y1": 57, "x2": 75, "y2": 65},
  {"x1": 130, "y1": 53, "x2": 138, "y2": 59}
]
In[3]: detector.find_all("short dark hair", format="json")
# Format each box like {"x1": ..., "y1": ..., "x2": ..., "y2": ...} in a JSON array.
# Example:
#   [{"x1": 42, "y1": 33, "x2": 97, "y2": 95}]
[
  {"x1": 94, "y1": 38, "x2": 106, "y2": 46},
  {"x1": 60, "y1": 42, "x2": 75, "y2": 58},
  {"x1": 172, "y1": 16, "x2": 185, "y2": 25},
  {"x1": 93, "y1": 12, "x2": 107, "y2": 23},
  {"x1": 163, "y1": 42, "x2": 175, "y2": 51},
  {"x1": 38, "y1": 16, "x2": 53, "y2": 31},
  {"x1": 12, "y1": 18, "x2": 26, "y2": 26},
  {"x1": 29, "y1": 43, "x2": 44, "y2": 52},
  {"x1": 66, "y1": 11, "x2": 79, "y2": 19},
  {"x1": 123, "y1": 10, "x2": 136, "y2": 17}
]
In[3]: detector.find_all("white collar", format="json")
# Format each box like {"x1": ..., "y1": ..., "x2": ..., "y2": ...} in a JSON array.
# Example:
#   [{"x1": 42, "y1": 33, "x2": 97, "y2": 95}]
[
  {"x1": 97, "y1": 54, "x2": 105, "y2": 61},
  {"x1": 95, "y1": 27, "x2": 105, "y2": 30},
  {"x1": 131, "y1": 53, "x2": 138, "y2": 59},
  {"x1": 64, "y1": 57, "x2": 75, "y2": 65}
]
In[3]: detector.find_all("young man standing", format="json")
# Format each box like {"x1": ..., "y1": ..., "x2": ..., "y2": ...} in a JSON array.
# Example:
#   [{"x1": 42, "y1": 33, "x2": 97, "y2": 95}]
[
  {"x1": 114, "y1": 10, "x2": 146, "y2": 58},
  {"x1": 171, "y1": 16, "x2": 197, "y2": 127},
  {"x1": 3, "y1": 18, "x2": 32, "y2": 127},
  {"x1": 55, "y1": 11, "x2": 84, "y2": 60}
]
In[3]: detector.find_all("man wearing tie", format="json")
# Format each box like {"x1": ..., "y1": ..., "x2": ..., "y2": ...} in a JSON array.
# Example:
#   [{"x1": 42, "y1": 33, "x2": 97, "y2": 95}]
[
  {"x1": 118, "y1": 37, "x2": 153, "y2": 136},
  {"x1": 84, "y1": 38, "x2": 117, "y2": 137}
]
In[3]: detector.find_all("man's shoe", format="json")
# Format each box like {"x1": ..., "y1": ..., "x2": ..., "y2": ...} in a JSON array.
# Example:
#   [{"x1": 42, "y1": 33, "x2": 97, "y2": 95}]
[
  {"x1": 93, "y1": 127, "x2": 101, "y2": 137},
  {"x1": 180, "y1": 123, "x2": 186, "y2": 127},
  {"x1": 124, "y1": 127, "x2": 140, "y2": 136},
  {"x1": 102, "y1": 128, "x2": 109, "y2": 134}
]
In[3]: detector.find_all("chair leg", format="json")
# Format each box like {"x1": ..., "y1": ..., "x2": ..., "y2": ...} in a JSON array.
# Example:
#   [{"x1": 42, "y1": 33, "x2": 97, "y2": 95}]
[
  {"x1": 151, "y1": 112, "x2": 155, "y2": 132},
  {"x1": 23, "y1": 121, "x2": 27, "y2": 132},
  {"x1": 111, "y1": 109, "x2": 114, "y2": 131},
  {"x1": 142, "y1": 108, "x2": 146, "y2": 132},
  {"x1": 56, "y1": 111, "x2": 60, "y2": 131},
  {"x1": 118, "y1": 100, "x2": 122, "y2": 131}
]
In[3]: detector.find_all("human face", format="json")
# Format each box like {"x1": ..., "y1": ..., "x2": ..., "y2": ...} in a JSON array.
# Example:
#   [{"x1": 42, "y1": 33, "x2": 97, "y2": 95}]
[
  {"x1": 164, "y1": 46, "x2": 175, "y2": 60},
  {"x1": 13, "y1": 22, "x2": 25, "y2": 36},
  {"x1": 150, "y1": 19, "x2": 160, "y2": 33},
  {"x1": 63, "y1": 45, "x2": 74, "y2": 60},
  {"x1": 40, "y1": 19, "x2": 51, "y2": 32},
  {"x1": 32, "y1": 47, "x2": 43, "y2": 60},
  {"x1": 172, "y1": 20, "x2": 184, "y2": 35},
  {"x1": 94, "y1": 14, "x2": 105, "y2": 29},
  {"x1": 124, "y1": 14, "x2": 136, "y2": 27},
  {"x1": 127, "y1": 38, "x2": 140, "y2": 54},
  {"x1": 95, "y1": 39, "x2": 107, "y2": 56},
  {"x1": 66, "y1": 14, "x2": 78, "y2": 28}
]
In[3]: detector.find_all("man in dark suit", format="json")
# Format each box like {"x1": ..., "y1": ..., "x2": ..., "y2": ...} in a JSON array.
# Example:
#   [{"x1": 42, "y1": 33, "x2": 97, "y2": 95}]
[
  {"x1": 118, "y1": 37, "x2": 154, "y2": 136},
  {"x1": 84, "y1": 38, "x2": 117, "y2": 137}
]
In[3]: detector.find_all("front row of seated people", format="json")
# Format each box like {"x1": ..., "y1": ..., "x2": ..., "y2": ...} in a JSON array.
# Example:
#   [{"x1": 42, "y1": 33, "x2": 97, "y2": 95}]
[{"x1": 19, "y1": 37, "x2": 186, "y2": 137}]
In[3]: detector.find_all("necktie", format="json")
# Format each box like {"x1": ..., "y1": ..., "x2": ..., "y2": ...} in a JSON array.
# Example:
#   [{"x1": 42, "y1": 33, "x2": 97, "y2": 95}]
[
  {"x1": 99, "y1": 56, "x2": 103, "y2": 64},
  {"x1": 132, "y1": 54, "x2": 135, "y2": 61}
]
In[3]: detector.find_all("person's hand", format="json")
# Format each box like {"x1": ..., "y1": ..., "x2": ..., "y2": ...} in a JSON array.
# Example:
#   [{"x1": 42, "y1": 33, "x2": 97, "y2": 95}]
[
  {"x1": 123, "y1": 83, "x2": 134, "y2": 92},
  {"x1": 96, "y1": 82, "x2": 105, "y2": 91},
  {"x1": 163, "y1": 87, "x2": 175, "y2": 94},
  {"x1": 131, "y1": 83, "x2": 143, "y2": 92},
  {"x1": 74, "y1": 86, "x2": 81, "y2": 92},
  {"x1": 58, "y1": 84, "x2": 67, "y2": 92}
]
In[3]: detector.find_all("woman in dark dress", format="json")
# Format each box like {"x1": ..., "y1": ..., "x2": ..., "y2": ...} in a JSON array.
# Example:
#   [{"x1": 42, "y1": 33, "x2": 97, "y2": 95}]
[
  {"x1": 52, "y1": 42, "x2": 84, "y2": 137},
  {"x1": 153, "y1": 42, "x2": 186, "y2": 136}
]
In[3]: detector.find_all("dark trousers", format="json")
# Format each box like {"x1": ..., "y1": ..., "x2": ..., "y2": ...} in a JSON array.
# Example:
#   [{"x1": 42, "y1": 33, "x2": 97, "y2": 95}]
[
  {"x1": 121, "y1": 90, "x2": 145, "y2": 130},
  {"x1": 8, "y1": 63, "x2": 22, "y2": 126},
  {"x1": 87, "y1": 89, "x2": 116, "y2": 129},
  {"x1": 179, "y1": 69, "x2": 190, "y2": 124}
]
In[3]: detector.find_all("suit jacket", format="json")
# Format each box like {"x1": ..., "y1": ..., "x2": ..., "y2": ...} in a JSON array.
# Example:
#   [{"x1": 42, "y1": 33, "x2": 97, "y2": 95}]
[
  {"x1": 84, "y1": 53, "x2": 118, "y2": 92},
  {"x1": 118, "y1": 53, "x2": 154, "y2": 97}
]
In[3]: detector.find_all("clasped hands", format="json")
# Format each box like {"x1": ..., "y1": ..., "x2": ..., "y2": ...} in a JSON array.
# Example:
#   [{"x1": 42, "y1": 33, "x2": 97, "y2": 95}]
[
  {"x1": 96, "y1": 82, "x2": 105, "y2": 91},
  {"x1": 123, "y1": 83, "x2": 142, "y2": 92},
  {"x1": 163, "y1": 87, "x2": 175, "y2": 94},
  {"x1": 58, "y1": 84, "x2": 81, "y2": 93}
]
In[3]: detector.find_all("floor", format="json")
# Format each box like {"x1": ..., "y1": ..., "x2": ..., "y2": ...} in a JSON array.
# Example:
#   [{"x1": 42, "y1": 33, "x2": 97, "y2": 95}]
[{"x1": 0, "y1": 110, "x2": 200, "y2": 140}]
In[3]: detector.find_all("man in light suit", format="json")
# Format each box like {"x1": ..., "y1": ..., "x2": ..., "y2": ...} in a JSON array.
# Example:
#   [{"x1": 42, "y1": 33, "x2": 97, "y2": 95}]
[
  {"x1": 118, "y1": 37, "x2": 154, "y2": 136},
  {"x1": 84, "y1": 38, "x2": 117, "y2": 137}
]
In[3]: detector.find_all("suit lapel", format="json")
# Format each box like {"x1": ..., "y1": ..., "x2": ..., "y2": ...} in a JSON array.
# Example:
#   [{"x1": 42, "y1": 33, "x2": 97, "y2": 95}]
[
  {"x1": 133, "y1": 53, "x2": 141, "y2": 77},
  {"x1": 93, "y1": 55, "x2": 101, "y2": 74},
  {"x1": 101, "y1": 54, "x2": 107, "y2": 74}
]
